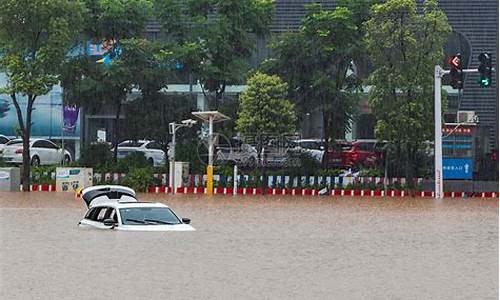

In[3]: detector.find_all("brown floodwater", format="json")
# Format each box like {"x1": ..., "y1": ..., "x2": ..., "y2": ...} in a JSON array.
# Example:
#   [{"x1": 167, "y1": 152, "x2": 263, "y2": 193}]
[{"x1": 0, "y1": 192, "x2": 498, "y2": 299}]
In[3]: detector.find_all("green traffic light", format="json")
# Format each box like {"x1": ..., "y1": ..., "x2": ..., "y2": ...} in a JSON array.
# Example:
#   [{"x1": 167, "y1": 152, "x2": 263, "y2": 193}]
[{"x1": 479, "y1": 78, "x2": 491, "y2": 87}]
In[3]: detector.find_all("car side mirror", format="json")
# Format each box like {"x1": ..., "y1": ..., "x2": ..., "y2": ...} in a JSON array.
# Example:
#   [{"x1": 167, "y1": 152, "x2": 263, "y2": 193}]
[
  {"x1": 103, "y1": 218, "x2": 117, "y2": 227},
  {"x1": 182, "y1": 218, "x2": 191, "y2": 224}
]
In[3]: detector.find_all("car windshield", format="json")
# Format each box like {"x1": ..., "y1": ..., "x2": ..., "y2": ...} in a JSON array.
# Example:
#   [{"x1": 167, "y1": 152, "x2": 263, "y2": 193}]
[{"x1": 119, "y1": 207, "x2": 181, "y2": 225}]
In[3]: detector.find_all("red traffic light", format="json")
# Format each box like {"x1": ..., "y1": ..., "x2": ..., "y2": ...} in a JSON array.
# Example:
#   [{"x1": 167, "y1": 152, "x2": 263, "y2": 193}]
[{"x1": 449, "y1": 55, "x2": 461, "y2": 69}]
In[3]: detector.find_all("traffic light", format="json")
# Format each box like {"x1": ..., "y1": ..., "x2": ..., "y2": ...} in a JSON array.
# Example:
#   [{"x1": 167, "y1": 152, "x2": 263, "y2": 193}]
[
  {"x1": 478, "y1": 52, "x2": 492, "y2": 87},
  {"x1": 449, "y1": 54, "x2": 463, "y2": 89}
]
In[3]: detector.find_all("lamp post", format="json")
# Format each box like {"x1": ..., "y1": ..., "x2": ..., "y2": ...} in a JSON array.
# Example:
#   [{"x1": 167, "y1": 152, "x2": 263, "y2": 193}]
[{"x1": 169, "y1": 119, "x2": 197, "y2": 194}]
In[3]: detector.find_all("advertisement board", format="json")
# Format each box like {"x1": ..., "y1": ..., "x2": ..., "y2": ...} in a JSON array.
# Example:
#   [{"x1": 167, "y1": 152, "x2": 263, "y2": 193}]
[{"x1": 0, "y1": 74, "x2": 80, "y2": 139}]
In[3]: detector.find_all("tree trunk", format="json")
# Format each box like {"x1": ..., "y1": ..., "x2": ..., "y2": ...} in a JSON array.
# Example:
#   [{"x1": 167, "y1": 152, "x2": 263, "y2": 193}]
[
  {"x1": 112, "y1": 100, "x2": 122, "y2": 163},
  {"x1": 11, "y1": 93, "x2": 36, "y2": 192},
  {"x1": 322, "y1": 110, "x2": 331, "y2": 168},
  {"x1": 404, "y1": 144, "x2": 416, "y2": 196}
]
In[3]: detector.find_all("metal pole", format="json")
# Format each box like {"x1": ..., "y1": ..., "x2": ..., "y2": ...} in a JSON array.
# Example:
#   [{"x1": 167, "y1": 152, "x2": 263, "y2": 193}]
[
  {"x1": 434, "y1": 65, "x2": 444, "y2": 199},
  {"x1": 169, "y1": 123, "x2": 176, "y2": 194},
  {"x1": 207, "y1": 116, "x2": 214, "y2": 195},
  {"x1": 233, "y1": 164, "x2": 237, "y2": 196},
  {"x1": 61, "y1": 103, "x2": 65, "y2": 165}
]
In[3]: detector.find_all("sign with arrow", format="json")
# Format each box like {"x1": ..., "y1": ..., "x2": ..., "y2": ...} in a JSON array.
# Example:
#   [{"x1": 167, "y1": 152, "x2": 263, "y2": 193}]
[{"x1": 443, "y1": 158, "x2": 473, "y2": 179}]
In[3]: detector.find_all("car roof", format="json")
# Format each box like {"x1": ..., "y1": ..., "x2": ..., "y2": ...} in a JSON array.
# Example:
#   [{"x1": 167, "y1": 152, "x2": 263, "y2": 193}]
[{"x1": 92, "y1": 201, "x2": 169, "y2": 209}]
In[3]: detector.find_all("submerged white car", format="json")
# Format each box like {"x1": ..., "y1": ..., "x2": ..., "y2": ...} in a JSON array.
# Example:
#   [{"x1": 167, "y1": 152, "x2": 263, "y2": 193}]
[{"x1": 78, "y1": 185, "x2": 195, "y2": 231}]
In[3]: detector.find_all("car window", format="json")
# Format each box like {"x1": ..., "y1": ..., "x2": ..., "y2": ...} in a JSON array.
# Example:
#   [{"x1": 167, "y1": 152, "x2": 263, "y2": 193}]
[
  {"x1": 86, "y1": 207, "x2": 104, "y2": 221},
  {"x1": 119, "y1": 141, "x2": 145, "y2": 147},
  {"x1": 0, "y1": 136, "x2": 8, "y2": 144},
  {"x1": 6, "y1": 140, "x2": 22, "y2": 146},
  {"x1": 96, "y1": 207, "x2": 109, "y2": 222},
  {"x1": 145, "y1": 142, "x2": 162, "y2": 150},
  {"x1": 32, "y1": 140, "x2": 43, "y2": 148},
  {"x1": 45, "y1": 140, "x2": 59, "y2": 149}
]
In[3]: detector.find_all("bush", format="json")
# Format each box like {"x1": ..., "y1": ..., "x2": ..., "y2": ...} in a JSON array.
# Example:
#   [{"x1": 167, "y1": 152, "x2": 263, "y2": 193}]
[
  {"x1": 80, "y1": 143, "x2": 112, "y2": 168},
  {"x1": 31, "y1": 165, "x2": 57, "y2": 185},
  {"x1": 121, "y1": 167, "x2": 155, "y2": 192},
  {"x1": 115, "y1": 152, "x2": 150, "y2": 173}
]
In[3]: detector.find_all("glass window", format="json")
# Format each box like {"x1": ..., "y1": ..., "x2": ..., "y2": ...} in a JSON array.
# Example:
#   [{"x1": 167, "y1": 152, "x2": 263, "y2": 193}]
[
  {"x1": 120, "y1": 207, "x2": 181, "y2": 225},
  {"x1": 0, "y1": 136, "x2": 8, "y2": 144},
  {"x1": 119, "y1": 141, "x2": 145, "y2": 148},
  {"x1": 96, "y1": 207, "x2": 109, "y2": 221},
  {"x1": 6, "y1": 140, "x2": 22, "y2": 146},
  {"x1": 145, "y1": 142, "x2": 162, "y2": 150}
]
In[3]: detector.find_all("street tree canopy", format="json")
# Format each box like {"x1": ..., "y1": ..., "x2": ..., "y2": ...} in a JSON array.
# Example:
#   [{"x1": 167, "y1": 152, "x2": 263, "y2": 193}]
[
  {"x1": 364, "y1": 0, "x2": 451, "y2": 186},
  {"x1": 0, "y1": 0, "x2": 85, "y2": 191},
  {"x1": 236, "y1": 72, "x2": 296, "y2": 136}
]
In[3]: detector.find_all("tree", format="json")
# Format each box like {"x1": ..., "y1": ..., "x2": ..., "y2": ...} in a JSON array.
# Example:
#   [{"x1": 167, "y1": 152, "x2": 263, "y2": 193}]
[
  {"x1": 236, "y1": 72, "x2": 296, "y2": 193},
  {"x1": 364, "y1": 0, "x2": 451, "y2": 189},
  {"x1": 62, "y1": 0, "x2": 153, "y2": 161},
  {"x1": 156, "y1": 0, "x2": 274, "y2": 109},
  {"x1": 236, "y1": 72, "x2": 296, "y2": 137},
  {"x1": 266, "y1": 3, "x2": 369, "y2": 153},
  {"x1": 0, "y1": 0, "x2": 84, "y2": 191}
]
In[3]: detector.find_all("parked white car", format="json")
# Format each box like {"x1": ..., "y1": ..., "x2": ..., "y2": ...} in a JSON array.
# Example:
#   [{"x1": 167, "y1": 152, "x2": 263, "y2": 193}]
[
  {"x1": 0, "y1": 135, "x2": 10, "y2": 157},
  {"x1": 117, "y1": 140, "x2": 166, "y2": 167},
  {"x1": 78, "y1": 185, "x2": 195, "y2": 232},
  {"x1": 2, "y1": 138, "x2": 72, "y2": 166},
  {"x1": 290, "y1": 139, "x2": 325, "y2": 163}
]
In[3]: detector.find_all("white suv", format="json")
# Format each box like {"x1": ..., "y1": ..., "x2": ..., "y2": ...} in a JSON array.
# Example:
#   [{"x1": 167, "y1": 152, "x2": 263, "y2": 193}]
[{"x1": 117, "y1": 140, "x2": 166, "y2": 167}]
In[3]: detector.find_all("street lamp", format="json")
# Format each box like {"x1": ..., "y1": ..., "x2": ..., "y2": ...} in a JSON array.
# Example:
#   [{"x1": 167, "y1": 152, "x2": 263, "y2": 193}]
[{"x1": 169, "y1": 119, "x2": 197, "y2": 194}]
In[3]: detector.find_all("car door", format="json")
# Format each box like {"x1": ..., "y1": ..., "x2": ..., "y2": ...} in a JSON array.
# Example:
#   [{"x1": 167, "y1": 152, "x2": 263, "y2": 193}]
[
  {"x1": 144, "y1": 142, "x2": 165, "y2": 166},
  {"x1": 45, "y1": 140, "x2": 62, "y2": 164},
  {"x1": 31, "y1": 140, "x2": 49, "y2": 164}
]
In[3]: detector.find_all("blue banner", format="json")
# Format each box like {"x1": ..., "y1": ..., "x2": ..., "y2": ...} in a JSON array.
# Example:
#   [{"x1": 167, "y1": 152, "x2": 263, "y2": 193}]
[{"x1": 443, "y1": 158, "x2": 473, "y2": 179}]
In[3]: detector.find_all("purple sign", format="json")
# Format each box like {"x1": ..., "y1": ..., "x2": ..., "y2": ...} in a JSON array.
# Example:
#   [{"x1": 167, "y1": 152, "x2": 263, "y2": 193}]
[{"x1": 63, "y1": 105, "x2": 79, "y2": 133}]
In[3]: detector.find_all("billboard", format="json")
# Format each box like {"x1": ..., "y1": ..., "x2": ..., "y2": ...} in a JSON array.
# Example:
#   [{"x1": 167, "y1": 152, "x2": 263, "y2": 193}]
[{"x1": 0, "y1": 75, "x2": 80, "y2": 139}]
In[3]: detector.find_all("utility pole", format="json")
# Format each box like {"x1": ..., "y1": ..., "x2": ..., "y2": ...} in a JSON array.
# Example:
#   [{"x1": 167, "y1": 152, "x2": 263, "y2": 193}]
[
  {"x1": 169, "y1": 119, "x2": 197, "y2": 194},
  {"x1": 434, "y1": 65, "x2": 480, "y2": 199}
]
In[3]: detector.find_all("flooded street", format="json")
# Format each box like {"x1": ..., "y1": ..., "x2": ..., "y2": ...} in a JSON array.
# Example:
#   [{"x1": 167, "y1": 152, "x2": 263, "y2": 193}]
[{"x1": 0, "y1": 192, "x2": 498, "y2": 299}]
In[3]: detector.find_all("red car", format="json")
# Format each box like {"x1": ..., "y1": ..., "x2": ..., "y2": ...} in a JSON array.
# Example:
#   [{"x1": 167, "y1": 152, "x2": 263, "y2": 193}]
[{"x1": 323, "y1": 140, "x2": 385, "y2": 169}]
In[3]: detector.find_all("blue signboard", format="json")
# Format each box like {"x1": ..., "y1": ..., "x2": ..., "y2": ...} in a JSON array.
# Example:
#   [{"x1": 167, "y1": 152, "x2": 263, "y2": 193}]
[{"x1": 443, "y1": 158, "x2": 473, "y2": 180}]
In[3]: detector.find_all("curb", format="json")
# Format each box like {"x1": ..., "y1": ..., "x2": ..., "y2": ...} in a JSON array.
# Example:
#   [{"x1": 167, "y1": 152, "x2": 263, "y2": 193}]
[
  {"x1": 147, "y1": 186, "x2": 499, "y2": 198},
  {"x1": 18, "y1": 184, "x2": 57, "y2": 191}
]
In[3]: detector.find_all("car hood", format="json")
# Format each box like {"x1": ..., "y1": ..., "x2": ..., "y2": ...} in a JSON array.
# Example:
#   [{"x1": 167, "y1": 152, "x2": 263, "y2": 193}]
[{"x1": 116, "y1": 224, "x2": 196, "y2": 231}]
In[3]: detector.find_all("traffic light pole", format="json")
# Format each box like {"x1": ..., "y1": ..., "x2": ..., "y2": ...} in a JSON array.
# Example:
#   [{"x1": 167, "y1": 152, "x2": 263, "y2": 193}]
[{"x1": 434, "y1": 66, "x2": 478, "y2": 199}]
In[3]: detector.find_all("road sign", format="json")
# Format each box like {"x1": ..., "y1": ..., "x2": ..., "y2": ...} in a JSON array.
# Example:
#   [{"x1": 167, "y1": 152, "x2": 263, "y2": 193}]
[{"x1": 443, "y1": 158, "x2": 473, "y2": 179}]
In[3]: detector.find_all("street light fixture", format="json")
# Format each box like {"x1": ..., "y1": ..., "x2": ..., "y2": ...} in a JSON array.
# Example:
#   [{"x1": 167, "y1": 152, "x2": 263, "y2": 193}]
[{"x1": 169, "y1": 119, "x2": 197, "y2": 194}]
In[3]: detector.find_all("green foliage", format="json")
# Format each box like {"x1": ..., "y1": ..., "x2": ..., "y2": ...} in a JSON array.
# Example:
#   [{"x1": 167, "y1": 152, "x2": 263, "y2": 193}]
[
  {"x1": 115, "y1": 152, "x2": 151, "y2": 173},
  {"x1": 80, "y1": 143, "x2": 112, "y2": 168},
  {"x1": 121, "y1": 167, "x2": 154, "y2": 192},
  {"x1": 0, "y1": 0, "x2": 85, "y2": 96},
  {"x1": 122, "y1": 94, "x2": 195, "y2": 147},
  {"x1": 156, "y1": 0, "x2": 274, "y2": 107},
  {"x1": 31, "y1": 166, "x2": 57, "y2": 185},
  {"x1": 364, "y1": 0, "x2": 451, "y2": 185},
  {"x1": 0, "y1": 0, "x2": 85, "y2": 190},
  {"x1": 358, "y1": 168, "x2": 384, "y2": 177},
  {"x1": 236, "y1": 72, "x2": 296, "y2": 136},
  {"x1": 266, "y1": 3, "x2": 372, "y2": 144}
]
